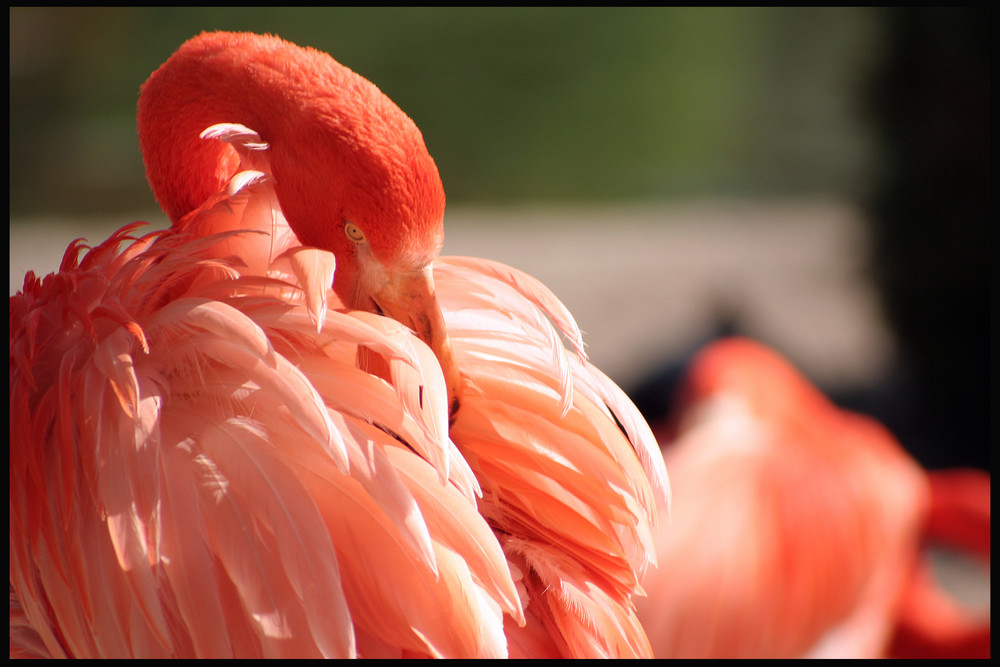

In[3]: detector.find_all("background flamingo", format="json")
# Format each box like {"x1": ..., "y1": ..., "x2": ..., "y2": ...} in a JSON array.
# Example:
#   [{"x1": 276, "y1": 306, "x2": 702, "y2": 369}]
[
  {"x1": 634, "y1": 336, "x2": 989, "y2": 658},
  {"x1": 9, "y1": 31, "x2": 668, "y2": 658}
]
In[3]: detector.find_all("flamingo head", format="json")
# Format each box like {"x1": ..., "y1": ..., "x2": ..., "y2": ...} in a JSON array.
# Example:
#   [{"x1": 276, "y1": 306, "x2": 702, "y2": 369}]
[
  {"x1": 674, "y1": 337, "x2": 830, "y2": 435},
  {"x1": 139, "y1": 31, "x2": 462, "y2": 415},
  {"x1": 263, "y1": 45, "x2": 462, "y2": 416}
]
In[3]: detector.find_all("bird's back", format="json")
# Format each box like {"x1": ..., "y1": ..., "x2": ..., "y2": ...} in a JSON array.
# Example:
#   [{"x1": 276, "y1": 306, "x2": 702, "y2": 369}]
[{"x1": 635, "y1": 338, "x2": 929, "y2": 658}]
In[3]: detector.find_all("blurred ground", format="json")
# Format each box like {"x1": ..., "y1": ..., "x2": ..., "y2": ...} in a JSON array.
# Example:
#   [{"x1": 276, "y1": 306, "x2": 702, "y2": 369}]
[
  {"x1": 9, "y1": 199, "x2": 989, "y2": 618},
  {"x1": 442, "y1": 201, "x2": 893, "y2": 393}
]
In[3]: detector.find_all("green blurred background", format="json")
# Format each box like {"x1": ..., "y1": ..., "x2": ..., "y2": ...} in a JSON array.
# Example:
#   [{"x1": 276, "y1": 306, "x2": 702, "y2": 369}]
[
  {"x1": 9, "y1": 7, "x2": 989, "y2": 472},
  {"x1": 11, "y1": 6, "x2": 882, "y2": 215}
]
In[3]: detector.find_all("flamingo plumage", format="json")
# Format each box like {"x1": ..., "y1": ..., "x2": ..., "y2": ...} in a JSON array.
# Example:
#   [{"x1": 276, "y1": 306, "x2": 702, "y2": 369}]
[
  {"x1": 634, "y1": 336, "x2": 989, "y2": 658},
  {"x1": 9, "y1": 31, "x2": 668, "y2": 659}
]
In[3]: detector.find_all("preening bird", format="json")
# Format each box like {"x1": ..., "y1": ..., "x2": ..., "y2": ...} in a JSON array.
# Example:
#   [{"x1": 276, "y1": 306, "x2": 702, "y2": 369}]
[
  {"x1": 9, "y1": 31, "x2": 668, "y2": 659},
  {"x1": 634, "y1": 336, "x2": 989, "y2": 659}
]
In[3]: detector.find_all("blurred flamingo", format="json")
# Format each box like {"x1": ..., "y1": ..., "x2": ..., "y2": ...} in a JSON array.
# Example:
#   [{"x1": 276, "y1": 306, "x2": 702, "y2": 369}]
[
  {"x1": 634, "y1": 336, "x2": 989, "y2": 658},
  {"x1": 9, "y1": 31, "x2": 668, "y2": 658}
]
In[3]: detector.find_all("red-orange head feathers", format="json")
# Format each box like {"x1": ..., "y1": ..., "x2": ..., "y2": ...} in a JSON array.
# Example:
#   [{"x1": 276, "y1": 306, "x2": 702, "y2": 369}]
[
  {"x1": 138, "y1": 31, "x2": 445, "y2": 274},
  {"x1": 137, "y1": 31, "x2": 459, "y2": 413}
]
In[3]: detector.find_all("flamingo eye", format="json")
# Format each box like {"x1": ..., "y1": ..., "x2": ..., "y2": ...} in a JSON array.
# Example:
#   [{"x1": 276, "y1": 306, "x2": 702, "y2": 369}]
[{"x1": 344, "y1": 222, "x2": 366, "y2": 243}]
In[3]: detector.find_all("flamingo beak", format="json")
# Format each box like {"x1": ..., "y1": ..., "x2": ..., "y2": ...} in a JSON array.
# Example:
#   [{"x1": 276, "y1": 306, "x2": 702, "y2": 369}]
[{"x1": 371, "y1": 265, "x2": 462, "y2": 419}]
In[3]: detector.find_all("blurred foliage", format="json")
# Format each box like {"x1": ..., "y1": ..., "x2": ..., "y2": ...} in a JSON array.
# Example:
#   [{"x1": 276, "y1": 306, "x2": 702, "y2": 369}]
[{"x1": 11, "y1": 7, "x2": 886, "y2": 217}]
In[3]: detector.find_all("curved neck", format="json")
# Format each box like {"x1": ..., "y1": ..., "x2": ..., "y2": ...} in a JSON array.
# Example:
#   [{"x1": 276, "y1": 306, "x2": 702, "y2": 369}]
[
  {"x1": 138, "y1": 33, "x2": 294, "y2": 223},
  {"x1": 137, "y1": 32, "x2": 446, "y2": 269}
]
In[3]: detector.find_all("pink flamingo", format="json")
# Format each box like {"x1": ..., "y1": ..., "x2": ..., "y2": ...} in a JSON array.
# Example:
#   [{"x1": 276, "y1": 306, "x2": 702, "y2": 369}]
[
  {"x1": 634, "y1": 336, "x2": 989, "y2": 658},
  {"x1": 9, "y1": 31, "x2": 668, "y2": 658}
]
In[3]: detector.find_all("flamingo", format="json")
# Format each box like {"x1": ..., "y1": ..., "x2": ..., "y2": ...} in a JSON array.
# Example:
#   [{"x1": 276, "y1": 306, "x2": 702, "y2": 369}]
[
  {"x1": 9, "y1": 31, "x2": 668, "y2": 659},
  {"x1": 634, "y1": 336, "x2": 990, "y2": 658}
]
